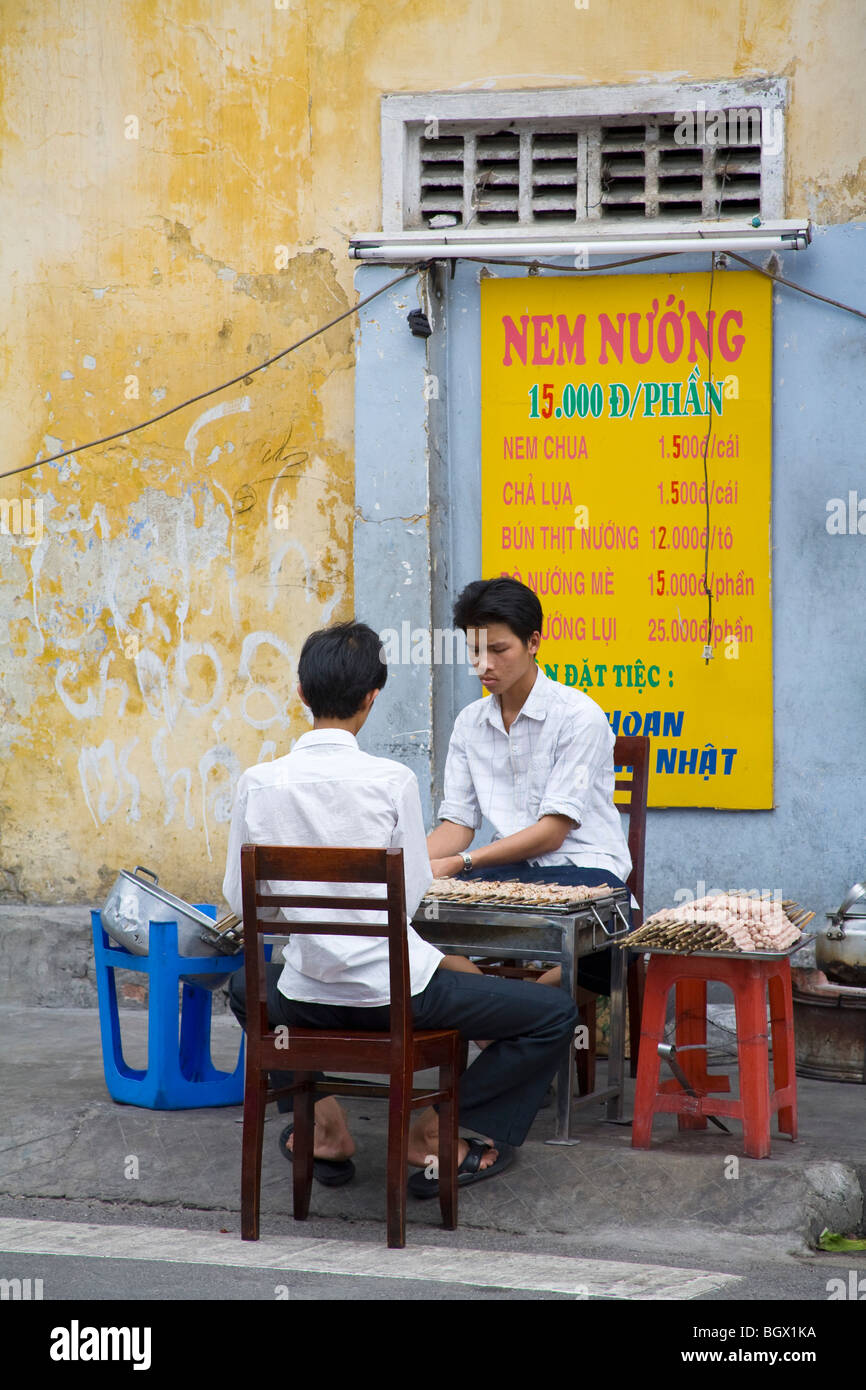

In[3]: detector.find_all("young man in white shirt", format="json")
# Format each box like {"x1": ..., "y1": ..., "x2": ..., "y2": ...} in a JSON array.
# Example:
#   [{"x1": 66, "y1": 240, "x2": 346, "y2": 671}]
[
  {"x1": 223, "y1": 621, "x2": 578, "y2": 1196},
  {"x1": 426, "y1": 578, "x2": 632, "y2": 995}
]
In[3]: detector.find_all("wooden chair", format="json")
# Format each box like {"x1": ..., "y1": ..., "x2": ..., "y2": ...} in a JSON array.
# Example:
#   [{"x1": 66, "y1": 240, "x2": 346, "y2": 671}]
[
  {"x1": 239, "y1": 843, "x2": 460, "y2": 1249},
  {"x1": 575, "y1": 735, "x2": 650, "y2": 1092}
]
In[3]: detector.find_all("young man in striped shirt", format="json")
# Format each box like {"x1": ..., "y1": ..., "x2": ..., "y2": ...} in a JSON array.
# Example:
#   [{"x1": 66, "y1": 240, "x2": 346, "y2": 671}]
[{"x1": 427, "y1": 578, "x2": 632, "y2": 995}]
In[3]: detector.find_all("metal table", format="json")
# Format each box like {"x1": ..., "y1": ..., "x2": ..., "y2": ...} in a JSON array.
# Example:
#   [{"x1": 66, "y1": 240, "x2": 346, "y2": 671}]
[{"x1": 413, "y1": 888, "x2": 631, "y2": 1142}]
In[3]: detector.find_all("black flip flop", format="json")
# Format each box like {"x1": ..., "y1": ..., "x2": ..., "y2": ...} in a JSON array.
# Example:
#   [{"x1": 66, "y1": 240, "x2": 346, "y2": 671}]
[
  {"x1": 408, "y1": 1138, "x2": 514, "y2": 1200},
  {"x1": 278, "y1": 1124, "x2": 356, "y2": 1187}
]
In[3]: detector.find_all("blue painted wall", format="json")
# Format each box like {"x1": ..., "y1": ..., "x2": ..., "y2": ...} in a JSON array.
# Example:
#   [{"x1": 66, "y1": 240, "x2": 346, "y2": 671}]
[
  {"x1": 353, "y1": 267, "x2": 434, "y2": 805},
  {"x1": 355, "y1": 224, "x2": 866, "y2": 919}
]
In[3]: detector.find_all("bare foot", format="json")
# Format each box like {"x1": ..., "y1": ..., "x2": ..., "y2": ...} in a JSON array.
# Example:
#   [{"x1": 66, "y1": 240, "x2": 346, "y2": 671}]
[
  {"x1": 406, "y1": 1106, "x2": 498, "y2": 1171},
  {"x1": 284, "y1": 1096, "x2": 356, "y2": 1162}
]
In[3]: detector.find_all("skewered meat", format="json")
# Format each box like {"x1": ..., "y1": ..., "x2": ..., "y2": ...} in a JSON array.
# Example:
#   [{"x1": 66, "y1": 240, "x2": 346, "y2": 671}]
[
  {"x1": 620, "y1": 891, "x2": 813, "y2": 954},
  {"x1": 426, "y1": 879, "x2": 612, "y2": 906}
]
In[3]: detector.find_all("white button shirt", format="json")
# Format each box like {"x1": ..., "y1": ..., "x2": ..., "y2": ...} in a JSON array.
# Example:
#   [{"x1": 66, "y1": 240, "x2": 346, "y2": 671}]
[
  {"x1": 222, "y1": 730, "x2": 442, "y2": 1006},
  {"x1": 438, "y1": 668, "x2": 632, "y2": 881}
]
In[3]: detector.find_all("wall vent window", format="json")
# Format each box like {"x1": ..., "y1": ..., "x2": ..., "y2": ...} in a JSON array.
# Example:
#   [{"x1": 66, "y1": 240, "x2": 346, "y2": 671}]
[{"x1": 382, "y1": 83, "x2": 785, "y2": 236}]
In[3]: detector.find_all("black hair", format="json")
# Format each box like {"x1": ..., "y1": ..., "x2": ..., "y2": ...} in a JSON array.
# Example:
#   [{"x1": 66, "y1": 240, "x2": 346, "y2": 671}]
[
  {"x1": 297, "y1": 621, "x2": 388, "y2": 719},
  {"x1": 452, "y1": 578, "x2": 543, "y2": 644}
]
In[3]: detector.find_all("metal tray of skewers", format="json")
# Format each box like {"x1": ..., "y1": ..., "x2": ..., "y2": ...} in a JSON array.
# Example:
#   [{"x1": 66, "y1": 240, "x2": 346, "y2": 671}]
[
  {"x1": 618, "y1": 893, "x2": 815, "y2": 960},
  {"x1": 420, "y1": 879, "x2": 628, "y2": 917},
  {"x1": 626, "y1": 934, "x2": 816, "y2": 961}
]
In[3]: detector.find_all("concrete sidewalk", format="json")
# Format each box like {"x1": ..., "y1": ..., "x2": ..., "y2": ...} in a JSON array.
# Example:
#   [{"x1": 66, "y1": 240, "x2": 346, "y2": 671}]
[{"x1": 1, "y1": 1003, "x2": 863, "y2": 1255}]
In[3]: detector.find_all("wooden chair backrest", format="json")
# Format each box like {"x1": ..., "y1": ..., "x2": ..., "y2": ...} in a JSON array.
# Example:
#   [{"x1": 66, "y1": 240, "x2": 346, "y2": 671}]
[
  {"x1": 612, "y1": 736, "x2": 650, "y2": 926},
  {"x1": 239, "y1": 844, "x2": 410, "y2": 1058}
]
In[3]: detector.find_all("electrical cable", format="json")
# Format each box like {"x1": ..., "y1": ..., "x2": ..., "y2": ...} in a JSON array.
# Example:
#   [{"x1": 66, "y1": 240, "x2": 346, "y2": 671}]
[
  {"x1": 701, "y1": 256, "x2": 717, "y2": 663},
  {"x1": 6, "y1": 241, "x2": 864, "y2": 501},
  {"x1": 696, "y1": 158, "x2": 732, "y2": 664},
  {"x1": 430, "y1": 244, "x2": 866, "y2": 317},
  {"x1": 0, "y1": 266, "x2": 422, "y2": 483},
  {"x1": 2, "y1": 250, "x2": 690, "y2": 488},
  {"x1": 725, "y1": 249, "x2": 866, "y2": 321},
  {"x1": 457, "y1": 251, "x2": 679, "y2": 274}
]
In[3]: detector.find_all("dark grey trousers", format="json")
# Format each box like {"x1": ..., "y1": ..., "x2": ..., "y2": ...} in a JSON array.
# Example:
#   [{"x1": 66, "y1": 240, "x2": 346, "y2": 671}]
[{"x1": 228, "y1": 964, "x2": 578, "y2": 1148}]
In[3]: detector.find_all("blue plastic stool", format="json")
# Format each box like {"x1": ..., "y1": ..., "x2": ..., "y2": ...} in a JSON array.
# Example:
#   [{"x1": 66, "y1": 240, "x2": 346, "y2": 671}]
[{"x1": 90, "y1": 906, "x2": 246, "y2": 1109}]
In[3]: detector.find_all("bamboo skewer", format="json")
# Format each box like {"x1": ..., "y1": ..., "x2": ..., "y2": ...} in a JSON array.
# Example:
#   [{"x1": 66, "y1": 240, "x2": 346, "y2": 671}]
[
  {"x1": 617, "y1": 896, "x2": 814, "y2": 954},
  {"x1": 423, "y1": 879, "x2": 615, "y2": 908}
]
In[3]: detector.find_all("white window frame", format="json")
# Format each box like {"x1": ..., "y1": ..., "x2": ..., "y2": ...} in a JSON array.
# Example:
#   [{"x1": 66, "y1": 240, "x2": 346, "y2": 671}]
[{"x1": 380, "y1": 79, "x2": 787, "y2": 238}]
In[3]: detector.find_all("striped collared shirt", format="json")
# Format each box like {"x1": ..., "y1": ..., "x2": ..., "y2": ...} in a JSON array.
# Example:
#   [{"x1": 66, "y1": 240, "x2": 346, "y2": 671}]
[{"x1": 437, "y1": 667, "x2": 631, "y2": 880}]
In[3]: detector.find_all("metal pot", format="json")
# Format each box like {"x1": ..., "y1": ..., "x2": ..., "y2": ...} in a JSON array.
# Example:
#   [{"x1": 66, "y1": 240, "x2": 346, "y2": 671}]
[
  {"x1": 816, "y1": 881, "x2": 866, "y2": 988},
  {"x1": 792, "y1": 969, "x2": 866, "y2": 1083},
  {"x1": 101, "y1": 866, "x2": 242, "y2": 992}
]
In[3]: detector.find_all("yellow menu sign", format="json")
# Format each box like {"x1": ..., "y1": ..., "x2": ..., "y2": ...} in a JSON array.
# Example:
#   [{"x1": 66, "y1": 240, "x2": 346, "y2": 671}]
[{"x1": 481, "y1": 271, "x2": 773, "y2": 808}]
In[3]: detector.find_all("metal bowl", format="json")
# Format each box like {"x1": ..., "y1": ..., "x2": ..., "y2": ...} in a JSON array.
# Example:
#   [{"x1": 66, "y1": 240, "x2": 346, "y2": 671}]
[{"x1": 101, "y1": 867, "x2": 239, "y2": 991}]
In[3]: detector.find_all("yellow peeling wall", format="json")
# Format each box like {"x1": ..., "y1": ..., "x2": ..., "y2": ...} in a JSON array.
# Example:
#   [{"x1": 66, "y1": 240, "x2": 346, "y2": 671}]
[{"x1": 0, "y1": 0, "x2": 862, "y2": 905}]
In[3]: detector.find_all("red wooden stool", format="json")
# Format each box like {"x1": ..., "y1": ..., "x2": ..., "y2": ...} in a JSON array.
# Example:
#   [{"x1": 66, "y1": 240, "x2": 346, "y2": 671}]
[{"x1": 631, "y1": 952, "x2": 797, "y2": 1158}]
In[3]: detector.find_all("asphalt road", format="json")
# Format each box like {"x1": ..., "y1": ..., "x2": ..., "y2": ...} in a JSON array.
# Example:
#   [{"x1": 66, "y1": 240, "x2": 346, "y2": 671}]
[
  {"x1": 0, "y1": 1192, "x2": 861, "y2": 1305},
  {"x1": 2, "y1": 1193, "x2": 860, "y2": 1379}
]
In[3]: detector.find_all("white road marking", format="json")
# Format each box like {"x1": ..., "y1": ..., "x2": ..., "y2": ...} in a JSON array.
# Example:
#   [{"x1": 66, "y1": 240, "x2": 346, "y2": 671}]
[{"x1": 0, "y1": 1218, "x2": 738, "y2": 1299}]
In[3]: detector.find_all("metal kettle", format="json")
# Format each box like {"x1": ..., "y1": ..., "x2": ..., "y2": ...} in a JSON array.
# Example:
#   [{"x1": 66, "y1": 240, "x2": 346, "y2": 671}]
[{"x1": 817, "y1": 881, "x2": 866, "y2": 987}]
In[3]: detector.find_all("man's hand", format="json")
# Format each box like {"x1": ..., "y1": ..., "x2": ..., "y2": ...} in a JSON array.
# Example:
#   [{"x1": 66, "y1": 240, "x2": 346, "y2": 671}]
[{"x1": 430, "y1": 855, "x2": 465, "y2": 879}]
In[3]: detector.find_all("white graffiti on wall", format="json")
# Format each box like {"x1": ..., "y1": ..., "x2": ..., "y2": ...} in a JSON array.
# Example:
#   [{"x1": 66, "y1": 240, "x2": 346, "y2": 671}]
[
  {"x1": 151, "y1": 727, "x2": 195, "y2": 829},
  {"x1": 183, "y1": 396, "x2": 251, "y2": 471},
  {"x1": 75, "y1": 629, "x2": 295, "y2": 856},
  {"x1": 198, "y1": 744, "x2": 242, "y2": 860},
  {"x1": 4, "y1": 401, "x2": 345, "y2": 859},
  {"x1": 56, "y1": 650, "x2": 130, "y2": 721},
  {"x1": 237, "y1": 630, "x2": 294, "y2": 730},
  {"x1": 78, "y1": 738, "x2": 141, "y2": 829},
  {"x1": 134, "y1": 639, "x2": 225, "y2": 728}
]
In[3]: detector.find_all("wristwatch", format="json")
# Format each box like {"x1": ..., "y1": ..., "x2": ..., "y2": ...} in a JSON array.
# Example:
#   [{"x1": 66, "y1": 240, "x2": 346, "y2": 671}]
[{"x1": 459, "y1": 852, "x2": 473, "y2": 874}]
